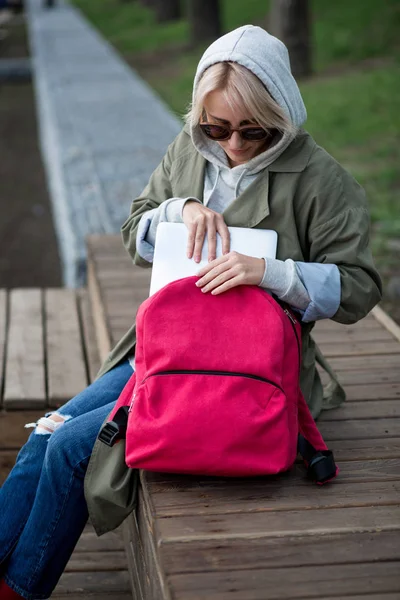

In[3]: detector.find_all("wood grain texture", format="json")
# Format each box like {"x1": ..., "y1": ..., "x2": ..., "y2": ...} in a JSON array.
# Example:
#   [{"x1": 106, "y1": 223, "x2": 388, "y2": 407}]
[
  {"x1": 318, "y1": 399, "x2": 400, "y2": 420},
  {"x1": 4, "y1": 289, "x2": 46, "y2": 408},
  {"x1": 372, "y1": 304, "x2": 400, "y2": 342},
  {"x1": 149, "y1": 480, "x2": 400, "y2": 516},
  {"x1": 77, "y1": 289, "x2": 101, "y2": 383},
  {"x1": 0, "y1": 449, "x2": 17, "y2": 484},
  {"x1": 45, "y1": 289, "x2": 88, "y2": 406},
  {"x1": 169, "y1": 562, "x2": 400, "y2": 599},
  {"x1": 0, "y1": 409, "x2": 44, "y2": 449},
  {"x1": 87, "y1": 257, "x2": 112, "y2": 361},
  {"x1": 0, "y1": 290, "x2": 7, "y2": 407},
  {"x1": 316, "y1": 340, "x2": 400, "y2": 357},
  {"x1": 54, "y1": 571, "x2": 131, "y2": 596},
  {"x1": 160, "y1": 529, "x2": 400, "y2": 574}
]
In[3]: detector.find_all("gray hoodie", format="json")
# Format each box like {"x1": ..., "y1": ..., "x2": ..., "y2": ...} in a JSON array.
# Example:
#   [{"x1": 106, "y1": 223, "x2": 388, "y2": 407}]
[{"x1": 136, "y1": 25, "x2": 340, "y2": 321}]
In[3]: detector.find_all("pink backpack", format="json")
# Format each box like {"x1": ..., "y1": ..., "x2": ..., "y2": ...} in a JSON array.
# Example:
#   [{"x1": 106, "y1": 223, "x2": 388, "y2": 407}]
[{"x1": 99, "y1": 276, "x2": 338, "y2": 484}]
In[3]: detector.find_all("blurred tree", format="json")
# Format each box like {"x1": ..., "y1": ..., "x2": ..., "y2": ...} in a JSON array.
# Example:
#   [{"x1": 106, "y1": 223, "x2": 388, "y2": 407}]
[
  {"x1": 154, "y1": 0, "x2": 181, "y2": 22},
  {"x1": 270, "y1": 0, "x2": 312, "y2": 78},
  {"x1": 188, "y1": 0, "x2": 221, "y2": 45}
]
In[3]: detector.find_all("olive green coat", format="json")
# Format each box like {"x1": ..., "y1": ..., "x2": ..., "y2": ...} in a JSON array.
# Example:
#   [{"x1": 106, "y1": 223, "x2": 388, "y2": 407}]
[{"x1": 84, "y1": 127, "x2": 382, "y2": 536}]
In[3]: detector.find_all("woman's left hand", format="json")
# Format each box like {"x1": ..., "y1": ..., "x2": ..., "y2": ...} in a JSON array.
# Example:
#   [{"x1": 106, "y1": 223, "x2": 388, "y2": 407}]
[{"x1": 195, "y1": 251, "x2": 265, "y2": 295}]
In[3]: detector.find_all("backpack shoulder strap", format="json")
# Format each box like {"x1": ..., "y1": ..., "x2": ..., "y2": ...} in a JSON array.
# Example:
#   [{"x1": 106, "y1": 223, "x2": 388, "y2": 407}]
[{"x1": 297, "y1": 390, "x2": 339, "y2": 485}]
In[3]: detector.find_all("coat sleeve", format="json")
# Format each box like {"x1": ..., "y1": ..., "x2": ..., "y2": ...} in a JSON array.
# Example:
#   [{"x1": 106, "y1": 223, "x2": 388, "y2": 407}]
[
  {"x1": 121, "y1": 142, "x2": 176, "y2": 268},
  {"x1": 307, "y1": 205, "x2": 382, "y2": 324}
]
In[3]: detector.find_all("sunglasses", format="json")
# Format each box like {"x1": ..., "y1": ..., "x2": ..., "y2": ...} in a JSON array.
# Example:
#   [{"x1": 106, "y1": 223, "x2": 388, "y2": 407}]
[{"x1": 199, "y1": 122, "x2": 269, "y2": 142}]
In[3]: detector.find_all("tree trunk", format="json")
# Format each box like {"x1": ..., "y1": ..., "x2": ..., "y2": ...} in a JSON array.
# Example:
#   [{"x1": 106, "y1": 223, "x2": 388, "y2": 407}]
[
  {"x1": 269, "y1": 0, "x2": 312, "y2": 78},
  {"x1": 188, "y1": 0, "x2": 222, "y2": 45},
  {"x1": 154, "y1": 0, "x2": 181, "y2": 22}
]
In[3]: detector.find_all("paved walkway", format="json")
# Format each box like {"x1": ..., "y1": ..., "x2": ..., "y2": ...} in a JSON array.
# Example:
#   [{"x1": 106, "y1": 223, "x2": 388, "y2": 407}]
[{"x1": 26, "y1": 0, "x2": 181, "y2": 287}]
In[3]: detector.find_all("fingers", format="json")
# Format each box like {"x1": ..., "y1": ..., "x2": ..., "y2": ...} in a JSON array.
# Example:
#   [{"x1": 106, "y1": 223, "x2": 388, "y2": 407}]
[
  {"x1": 207, "y1": 226, "x2": 217, "y2": 262},
  {"x1": 217, "y1": 220, "x2": 231, "y2": 256},
  {"x1": 196, "y1": 257, "x2": 231, "y2": 290},
  {"x1": 183, "y1": 203, "x2": 229, "y2": 263},
  {"x1": 208, "y1": 275, "x2": 243, "y2": 295},
  {"x1": 193, "y1": 219, "x2": 207, "y2": 262},
  {"x1": 186, "y1": 223, "x2": 197, "y2": 259}
]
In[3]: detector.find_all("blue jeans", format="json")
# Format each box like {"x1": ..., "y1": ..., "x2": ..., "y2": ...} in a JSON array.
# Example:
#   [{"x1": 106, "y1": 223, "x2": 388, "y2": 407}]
[{"x1": 0, "y1": 359, "x2": 132, "y2": 600}]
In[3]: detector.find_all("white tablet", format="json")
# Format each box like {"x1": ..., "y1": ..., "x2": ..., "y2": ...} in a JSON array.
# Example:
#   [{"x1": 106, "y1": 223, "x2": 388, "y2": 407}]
[{"x1": 150, "y1": 222, "x2": 278, "y2": 296}]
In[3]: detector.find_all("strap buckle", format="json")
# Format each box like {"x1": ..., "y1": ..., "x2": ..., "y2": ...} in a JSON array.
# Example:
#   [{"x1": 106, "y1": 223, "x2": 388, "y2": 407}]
[
  {"x1": 307, "y1": 450, "x2": 337, "y2": 484},
  {"x1": 98, "y1": 406, "x2": 129, "y2": 447}
]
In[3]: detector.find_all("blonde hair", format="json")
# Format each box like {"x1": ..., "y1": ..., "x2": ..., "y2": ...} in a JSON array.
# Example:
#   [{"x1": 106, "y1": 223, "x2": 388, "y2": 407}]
[{"x1": 185, "y1": 61, "x2": 296, "y2": 136}]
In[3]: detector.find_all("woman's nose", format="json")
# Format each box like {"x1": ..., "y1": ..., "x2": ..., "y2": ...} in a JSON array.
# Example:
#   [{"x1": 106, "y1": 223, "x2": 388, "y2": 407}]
[{"x1": 228, "y1": 131, "x2": 244, "y2": 149}]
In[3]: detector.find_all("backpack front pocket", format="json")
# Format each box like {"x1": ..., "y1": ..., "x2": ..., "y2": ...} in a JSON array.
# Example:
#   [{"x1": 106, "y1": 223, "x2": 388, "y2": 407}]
[{"x1": 126, "y1": 371, "x2": 296, "y2": 477}]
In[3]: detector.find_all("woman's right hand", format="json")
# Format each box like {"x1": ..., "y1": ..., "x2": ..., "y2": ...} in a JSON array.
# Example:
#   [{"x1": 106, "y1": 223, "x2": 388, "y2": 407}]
[{"x1": 182, "y1": 200, "x2": 230, "y2": 263}]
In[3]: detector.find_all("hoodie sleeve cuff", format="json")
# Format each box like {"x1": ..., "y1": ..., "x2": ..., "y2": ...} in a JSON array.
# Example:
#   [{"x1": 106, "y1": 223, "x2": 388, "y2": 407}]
[{"x1": 260, "y1": 258, "x2": 310, "y2": 310}]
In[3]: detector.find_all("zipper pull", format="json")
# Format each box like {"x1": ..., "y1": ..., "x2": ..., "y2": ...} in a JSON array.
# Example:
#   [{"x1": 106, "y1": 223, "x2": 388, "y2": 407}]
[
  {"x1": 284, "y1": 307, "x2": 297, "y2": 325},
  {"x1": 128, "y1": 391, "x2": 137, "y2": 413}
]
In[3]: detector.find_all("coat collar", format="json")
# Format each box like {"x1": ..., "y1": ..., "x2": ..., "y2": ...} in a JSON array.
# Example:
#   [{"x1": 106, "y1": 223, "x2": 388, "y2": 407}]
[{"x1": 176, "y1": 127, "x2": 315, "y2": 227}]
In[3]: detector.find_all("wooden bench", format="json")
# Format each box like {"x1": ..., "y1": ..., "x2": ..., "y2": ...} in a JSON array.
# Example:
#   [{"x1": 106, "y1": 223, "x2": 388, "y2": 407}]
[
  {"x1": 87, "y1": 234, "x2": 400, "y2": 600},
  {"x1": 0, "y1": 287, "x2": 132, "y2": 599}
]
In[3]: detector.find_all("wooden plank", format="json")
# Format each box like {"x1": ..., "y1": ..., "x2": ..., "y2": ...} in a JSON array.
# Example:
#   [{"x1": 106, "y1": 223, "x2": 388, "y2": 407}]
[
  {"x1": 158, "y1": 505, "x2": 400, "y2": 542},
  {"x1": 74, "y1": 529, "x2": 125, "y2": 552},
  {"x1": 4, "y1": 289, "x2": 46, "y2": 408},
  {"x1": 317, "y1": 340, "x2": 400, "y2": 357},
  {"x1": 319, "y1": 418, "x2": 400, "y2": 440},
  {"x1": 135, "y1": 487, "x2": 170, "y2": 600},
  {"x1": 0, "y1": 449, "x2": 17, "y2": 484},
  {"x1": 328, "y1": 354, "x2": 400, "y2": 371},
  {"x1": 54, "y1": 571, "x2": 131, "y2": 595},
  {"x1": 313, "y1": 327, "x2": 395, "y2": 343},
  {"x1": 45, "y1": 289, "x2": 88, "y2": 407},
  {"x1": 170, "y1": 562, "x2": 400, "y2": 599},
  {"x1": 329, "y1": 437, "x2": 400, "y2": 460},
  {"x1": 53, "y1": 594, "x2": 133, "y2": 600},
  {"x1": 315, "y1": 596, "x2": 400, "y2": 600},
  {"x1": 343, "y1": 383, "x2": 400, "y2": 401},
  {"x1": 0, "y1": 410, "x2": 44, "y2": 449},
  {"x1": 144, "y1": 458, "x2": 400, "y2": 490},
  {"x1": 150, "y1": 480, "x2": 400, "y2": 517},
  {"x1": 66, "y1": 551, "x2": 128, "y2": 572},
  {"x1": 319, "y1": 400, "x2": 400, "y2": 420},
  {"x1": 160, "y1": 529, "x2": 400, "y2": 573},
  {"x1": 319, "y1": 368, "x2": 400, "y2": 386},
  {"x1": 87, "y1": 257, "x2": 112, "y2": 362},
  {"x1": 122, "y1": 517, "x2": 147, "y2": 600},
  {"x1": 0, "y1": 290, "x2": 7, "y2": 407},
  {"x1": 314, "y1": 314, "x2": 380, "y2": 331},
  {"x1": 372, "y1": 304, "x2": 400, "y2": 343},
  {"x1": 76, "y1": 289, "x2": 101, "y2": 383}
]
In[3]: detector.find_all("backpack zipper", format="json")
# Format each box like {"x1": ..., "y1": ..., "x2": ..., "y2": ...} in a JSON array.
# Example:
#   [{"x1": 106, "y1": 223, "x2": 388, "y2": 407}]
[
  {"x1": 128, "y1": 369, "x2": 284, "y2": 412},
  {"x1": 283, "y1": 308, "x2": 301, "y2": 372}
]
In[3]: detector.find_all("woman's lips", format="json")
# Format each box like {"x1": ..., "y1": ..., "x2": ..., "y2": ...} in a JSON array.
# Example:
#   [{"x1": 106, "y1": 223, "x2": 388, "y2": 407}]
[{"x1": 230, "y1": 148, "x2": 248, "y2": 155}]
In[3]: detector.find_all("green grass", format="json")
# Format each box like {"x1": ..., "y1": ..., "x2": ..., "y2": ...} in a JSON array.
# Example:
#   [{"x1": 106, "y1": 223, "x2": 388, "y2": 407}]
[
  {"x1": 300, "y1": 66, "x2": 400, "y2": 253},
  {"x1": 73, "y1": 0, "x2": 400, "y2": 274}
]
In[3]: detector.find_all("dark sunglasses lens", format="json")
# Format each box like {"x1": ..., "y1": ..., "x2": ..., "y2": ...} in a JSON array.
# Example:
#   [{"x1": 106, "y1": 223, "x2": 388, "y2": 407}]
[
  {"x1": 201, "y1": 124, "x2": 230, "y2": 140},
  {"x1": 241, "y1": 128, "x2": 267, "y2": 141}
]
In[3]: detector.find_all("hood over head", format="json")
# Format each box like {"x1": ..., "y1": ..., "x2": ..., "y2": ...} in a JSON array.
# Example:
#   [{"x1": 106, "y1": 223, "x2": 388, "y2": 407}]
[{"x1": 190, "y1": 25, "x2": 307, "y2": 176}]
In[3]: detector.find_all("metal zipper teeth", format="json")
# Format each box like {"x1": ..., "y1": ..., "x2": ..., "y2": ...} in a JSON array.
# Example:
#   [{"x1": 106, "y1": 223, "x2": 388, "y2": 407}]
[
  {"x1": 145, "y1": 370, "x2": 284, "y2": 393},
  {"x1": 129, "y1": 370, "x2": 283, "y2": 413},
  {"x1": 284, "y1": 309, "x2": 301, "y2": 374}
]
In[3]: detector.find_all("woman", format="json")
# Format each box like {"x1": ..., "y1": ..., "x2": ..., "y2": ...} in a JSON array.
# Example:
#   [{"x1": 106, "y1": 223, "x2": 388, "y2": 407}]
[{"x1": 0, "y1": 25, "x2": 381, "y2": 599}]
